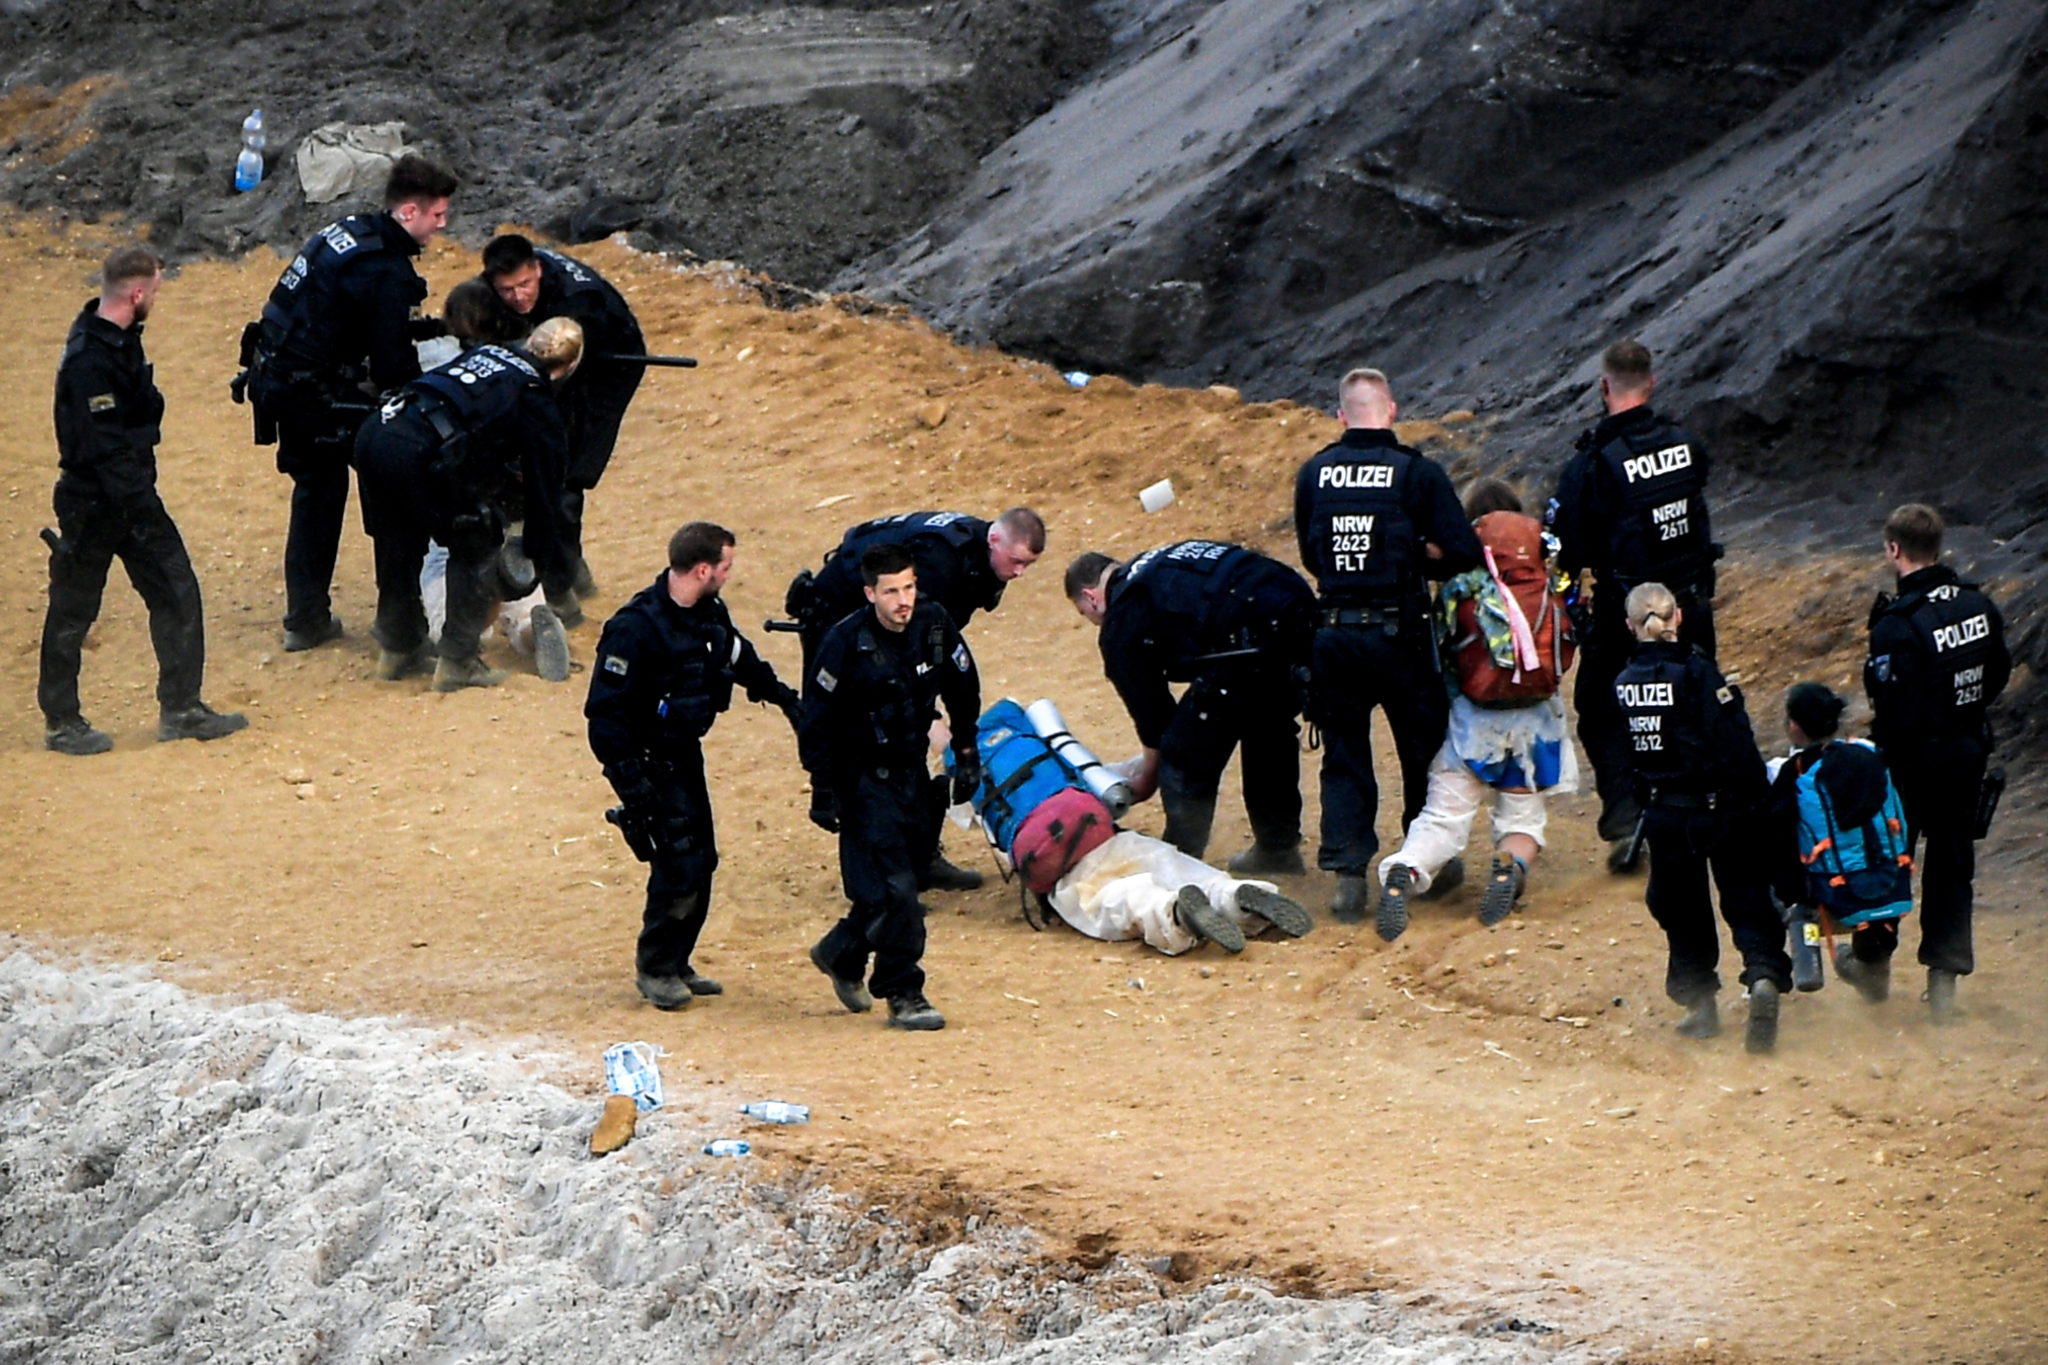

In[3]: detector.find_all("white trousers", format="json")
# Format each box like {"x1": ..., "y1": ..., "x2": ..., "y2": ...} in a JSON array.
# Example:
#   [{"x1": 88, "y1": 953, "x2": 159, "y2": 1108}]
[{"x1": 1379, "y1": 749, "x2": 1549, "y2": 895}]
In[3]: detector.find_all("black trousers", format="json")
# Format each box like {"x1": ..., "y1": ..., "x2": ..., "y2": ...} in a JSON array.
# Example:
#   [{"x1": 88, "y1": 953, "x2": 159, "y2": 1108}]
[
  {"x1": 1156, "y1": 667, "x2": 1301, "y2": 860},
  {"x1": 1644, "y1": 809, "x2": 1792, "y2": 1002},
  {"x1": 1576, "y1": 588, "x2": 1717, "y2": 836},
  {"x1": 38, "y1": 489, "x2": 206, "y2": 722},
  {"x1": 638, "y1": 744, "x2": 719, "y2": 980},
  {"x1": 276, "y1": 412, "x2": 358, "y2": 635},
  {"x1": 817, "y1": 765, "x2": 929, "y2": 1000},
  {"x1": 1849, "y1": 756, "x2": 1982, "y2": 976},
  {"x1": 558, "y1": 382, "x2": 638, "y2": 582},
  {"x1": 356, "y1": 428, "x2": 498, "y2": 662},
  {"x1": 1312, "y1": 621, "x2": 1442, "y2": 874}
]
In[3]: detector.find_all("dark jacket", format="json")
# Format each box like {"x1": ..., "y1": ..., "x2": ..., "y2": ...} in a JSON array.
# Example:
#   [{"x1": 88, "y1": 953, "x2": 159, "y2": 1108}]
[
  {"x1": 1865, "y1": 564, "x2": 2009, "y2": 760},
  {"x1": 1549, "y1": 405, "x2": 1715, "y2": 589},
  {"x1": 53, "y1": 300, "x2": 164, "y2": 517},
  {"x1": 261, "y1": 211, "x2": 429, "y2": 394},
  {"x1": 799, "y1": 601, "x2": 980, "y2": 784},
  {"x1": 1293, "y1": 426, "x2": 1479, "y2": 609},
  {"x1": 807, "y1": 512, "x2": 1003, "y2": 635},
  {"x1": 1615, "y1": 639, "x2": 1767, "y2": 813}
]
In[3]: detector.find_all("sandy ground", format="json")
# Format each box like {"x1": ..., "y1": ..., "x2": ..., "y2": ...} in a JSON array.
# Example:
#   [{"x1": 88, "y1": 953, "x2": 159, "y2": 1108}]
[{"x1": 0, "y1": 219, "x2": 2043, "y2": 1364}]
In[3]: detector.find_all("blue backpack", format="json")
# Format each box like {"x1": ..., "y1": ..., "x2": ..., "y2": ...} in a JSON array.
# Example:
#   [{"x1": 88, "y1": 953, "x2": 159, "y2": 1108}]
[
  {"x1": 972, "y1": 700, "x2": 1092, "y2": 852},
  {"x1": 1794, "y1": 741, "x2": 1913, "y2": 926}
]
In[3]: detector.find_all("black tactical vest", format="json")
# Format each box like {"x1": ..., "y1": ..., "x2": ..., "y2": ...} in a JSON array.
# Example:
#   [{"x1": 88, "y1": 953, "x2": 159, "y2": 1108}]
[
  {"x1": 1301, "y1": 447, "x2": 1417, "y2": 600},
  {"x1": 654, "y1": 609, "x2": 739, "y2": 741},
  {"x1": 850, "y1": 609, "x2": 953, "y2": 754},
  {"x1": 1595, "y1": 420, "x2": 1713, "y2": 585},
  {"x1": 258, "y1": 214, "x2": 391, "y2": 373},
  {"x1": 1891, "y1": 581, "x2": 2001, "y2": 737},
  {"x1": 836, "y1": 511, "x2": 983, "y2": 567},
  {"x1": 1613, "y1": 647, "x2": 1714, "y2": 792}
]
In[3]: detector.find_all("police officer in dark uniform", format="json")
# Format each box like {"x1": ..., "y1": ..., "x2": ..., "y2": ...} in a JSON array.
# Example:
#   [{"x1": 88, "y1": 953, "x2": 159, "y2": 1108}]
[
  {"x1": 353, "y1": 292, "x2": 579, "y2": 692},
  {"x1": 586, "y1": 522, "x2": 801, "y2": 1010},
  {"x1": 1064, "y1": 540, "x2": 1315, "y2": 867},
  {"x1": 39, "y1": 245, "x2": 246, "y2": 754},
  {"x1": 1548, "y1": 340, "x2": 1720, "y2": 869},
  {"x1": 243, "y1": 155, "x2": 459, "y2": 652},
  {"x1": 787, "y1": 506, "x2": 1045, "y2": 890},
  {"x1": 1860, "y1": 503, "x2": 2010, "y2": 1021},
  {"x1": 482, "y1": 234, "x2": 648, "y2": 618},
  {"x1": 1294, "y1": 367, "x2": 1482, "y2": 924},
  {"x1": 800, "y1": 543, "x2": 982, "y2": 1032},
  {"x1": 1613, "y1": 582, "x2": 1792, "y2": 1053}
]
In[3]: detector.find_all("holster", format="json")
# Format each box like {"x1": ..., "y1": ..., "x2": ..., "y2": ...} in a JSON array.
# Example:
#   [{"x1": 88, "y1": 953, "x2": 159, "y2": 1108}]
[{"x1": 1973, "y1": 766, "x2": 2006, "y2": 841}]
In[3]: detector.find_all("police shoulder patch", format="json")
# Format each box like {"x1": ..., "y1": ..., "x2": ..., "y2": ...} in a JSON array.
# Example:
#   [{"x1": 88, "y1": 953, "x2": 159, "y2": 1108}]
[
  {"x1": 952, "y1": 643, "x2": 971, "y2": 672},
  {"x1": 816, "y1": 669, "x2": 838, "y2": 693},
  {"x1": 1715, "y1": 685, "x2": 1734, "y2": 706},
  {"x1": 602, "y1": 654, "x2": 629, "y2": 676},
  {"x1": 88, "y1": 393, "x2": 117, "y2": 413}
]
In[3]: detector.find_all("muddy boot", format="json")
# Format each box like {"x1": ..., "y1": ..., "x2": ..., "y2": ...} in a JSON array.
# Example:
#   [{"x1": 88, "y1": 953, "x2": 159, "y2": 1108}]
[
  {"x1": 885, "y1": 993, "x2": 946, "y2": 1031},
  {"x1": 572, "y1": 556, "x2": 599, "y2": 598},
  {"x1": 1174, "y1": 884, "x2": 1246, "y2": 953},
  {"x1": 1676, "y1": 996, "x2": 1721, "y2": 1039},
  {"x1": 680, "y1": 966, "x2": 723, "y2": 996},
  {"x1": 1376, "y1": 863, "x2": 1413, "y2": 943},
  {"x1": 433, "y1": 656, "x2": 509, "y2": 693},
  {"x1": 158, "y1": 703, "x2": 249, "y2": 743},
  {"x1": 1745, "y1": 979, "x2": 1781, "y2": 1055},
  {"x1": 1925, "y1": 967, "x2": 1959, "y2": 1024},
  {"x1": 1835, "y1": 944, "x2": 1890, "y2": 1003},
  {"x1": 636, "y1": 973, "x2": 692, "y2": 1011},
  {"x1": 1417, "y1": 856, "x2": 1465, "y2": 901},
  {"x1": 45, "y1": 717, "x2": 113, "y2": 756},
  {"x1": 1235, "y1": 885, "x2": 1312, "y2": 938},
  {"x1": 809, "y1": 940, "x2": 872, "y2": 1013},
  {"x1": 1476, "y1": 855, "x2": 1526, "y2": 927},
  {"x1": 1227, "y1": 843, "x2": 1306, "y2": 877},
  {"x1": 530, "y1": 604, "x2": 572, "y2": 683},
  {"x1": 281, "y1": 613, "x2": 344, "y2": 652},
  {"x1": 1330, "y1": 874, "x2": 1371, "y2": 924},
  {"x1": 376, "y1": 643, "x2": 435, "y2": 681},
  {"x1": 924, "y1": 852, "x2": 984, "y2": 891},
  {"x1": 544, "y1": 584, "x2": 584, "y2": 629}
]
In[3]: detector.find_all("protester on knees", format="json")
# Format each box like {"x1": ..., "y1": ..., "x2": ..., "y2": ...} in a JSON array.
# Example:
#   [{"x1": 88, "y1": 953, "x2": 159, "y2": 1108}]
[
  {"x1": 1614, "y1": 582, "x2": 1792, "y2": 1053},
  {"x1": 1373, "y1": 479, "x2": 1577, "y2": 941}
]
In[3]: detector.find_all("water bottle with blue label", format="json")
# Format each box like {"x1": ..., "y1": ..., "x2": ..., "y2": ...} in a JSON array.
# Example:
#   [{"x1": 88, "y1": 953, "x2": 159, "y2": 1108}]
[
  {"x1": 602, "y1": 1041, "x2": 665, "y2": 1113},
  {"x1": 703, "y1": 1139, "x2": 752, "y2": 1157},
  {"x1": 233, "y1": 108, "x2": 266, "y2": 192},
  {"x1": 740, "y1": 1101, "x2": 810, "y2": 1125}
]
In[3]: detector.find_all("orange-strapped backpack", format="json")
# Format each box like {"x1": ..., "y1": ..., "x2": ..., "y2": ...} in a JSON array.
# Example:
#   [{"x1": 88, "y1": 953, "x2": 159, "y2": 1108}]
[{"x1": 1448, "y1": 510, "x2": 1576, "y2": 706}]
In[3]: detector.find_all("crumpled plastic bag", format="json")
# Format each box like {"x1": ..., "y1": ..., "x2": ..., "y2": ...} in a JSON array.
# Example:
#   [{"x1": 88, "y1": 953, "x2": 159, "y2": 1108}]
[{"x1": 295, "y1": 121, "x2": 411, "y2": 204}]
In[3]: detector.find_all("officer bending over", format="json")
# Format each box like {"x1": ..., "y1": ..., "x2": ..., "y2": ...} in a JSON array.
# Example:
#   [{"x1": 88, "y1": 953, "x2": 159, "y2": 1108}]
[
  {"x1": 40, "y1": 245, "x2": 246, "y2": 753},
  {"x1": 1294, "y1": 367, "x2": 1480, "y2": 920},
  {"x1": 800, "y1": 543, "x2": 982, "y2": 1032},
  {"x1": 1860, "y1": 503, "x2": 2009, "y2": 1021},
  {"x1": 1065, "y1": 540, "x2": 1315, "y2": 870},
  {"x1": 786, "y1": 506, "x2": 1045, "y2": 891},
  {"x1": 482, "y1": 233, "x2": 648, "y2": 620},
  {"x1": 1614, "y1": 582, "x2": 1792, "y2": 1053},
  {"x1": 1549, "y1": 340, "x2": 1721, "y2": 869},
  {"x1": 586, "y1": 522, "x2": 801, "y2": 1010},
  {"x1": 246, "y1": 154, "x2": 459, "y2": 653},
  {"x1": 353, "y1": 287, "x2": 579, "y2": 692}
]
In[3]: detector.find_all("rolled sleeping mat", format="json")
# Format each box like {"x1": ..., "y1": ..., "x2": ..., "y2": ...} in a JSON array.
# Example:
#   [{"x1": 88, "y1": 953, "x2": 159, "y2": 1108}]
[{"x1": 1023, "y1": 698, "x2": 1135, "y2": 818}]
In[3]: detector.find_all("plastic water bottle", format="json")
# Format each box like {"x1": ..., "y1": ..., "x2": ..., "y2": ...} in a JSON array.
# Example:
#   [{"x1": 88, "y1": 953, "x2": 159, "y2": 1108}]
[
  {"x1": 233, "y1": 108, "x2": 266, "y2": 192},
  {"x1": 740, "y1": 1101, "x2": 810, "y2": 1125},
  {"x1": 703, "y1": 1139, "x2": 752, "y2": 1158}
]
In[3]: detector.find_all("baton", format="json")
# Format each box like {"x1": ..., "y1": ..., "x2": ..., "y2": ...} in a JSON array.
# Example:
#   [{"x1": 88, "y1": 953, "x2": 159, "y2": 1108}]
[
  {"x1": 597, "y1": 353, "x2": 697, "y2": 368},
  {"x1": 763, "y1": 618, "x2": 804, "y2": 634}
]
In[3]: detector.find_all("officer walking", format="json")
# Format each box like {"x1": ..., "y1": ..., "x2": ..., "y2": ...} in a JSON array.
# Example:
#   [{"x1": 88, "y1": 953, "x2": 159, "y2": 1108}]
[
  {"x1": 1859, "y1": 503, "x2": 2009, "y2": 1021},
  {"x1": 586, "y1": 522, "x2": 801, "y2": 1010},
  {"x1": 1613, "y1": 582, "x2": 1792, "y2": 1053},
  {"x1": 786, "y1": 506, "x2": 1045, "y2": 890},
  {"x1": 1548, "y1": 340, "x2": 1721, "y2": 869},
  {"x1": 245, "y1": 155, "x2": 459, "y2": 652},
  {"x1": 1064, "y1": 540, "x2": 1315, "y2": 869},
  {"x1": 1294, "y1": 367, "x2": 1481, "y2": 923},
  {"x1": 39, "y1": 245, "x2": 247, "y2": 753},
  {"x1": 353, "y1": 293, "x2": 580, "y2": 691},
  {"x1": 482, "y1": 233, "x2": 648, "y2": 621},
  {"x1": 801, "y1": 543, "x2": 982, "y2": 1032}
]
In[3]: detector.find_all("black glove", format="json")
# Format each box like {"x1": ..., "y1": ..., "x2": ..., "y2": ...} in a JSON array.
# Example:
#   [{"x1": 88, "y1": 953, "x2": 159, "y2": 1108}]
[
  {"x1": 409, "y1": 316, "x2": 450, "y2": 341},
  {"x1": 768, "y1": 682, "x2": 802, "y2": 733},
  {"x1": 949, "y1": 752, "x2": 982, "y2": 806},
  {"x1": 808, "y1": 786, "x2": 840, "y2": 834}
]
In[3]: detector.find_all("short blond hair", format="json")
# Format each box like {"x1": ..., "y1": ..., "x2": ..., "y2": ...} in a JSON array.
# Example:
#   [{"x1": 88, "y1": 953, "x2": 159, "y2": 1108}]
[{"x1": 526, "y1": 315, "x2": 584, "y2": 375}]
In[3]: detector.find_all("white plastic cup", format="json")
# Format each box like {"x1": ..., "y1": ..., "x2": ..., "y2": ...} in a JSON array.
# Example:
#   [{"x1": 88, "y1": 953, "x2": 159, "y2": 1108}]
[{"x1": 1138, "y1": 479, "x2": 1175, "y2": 513}]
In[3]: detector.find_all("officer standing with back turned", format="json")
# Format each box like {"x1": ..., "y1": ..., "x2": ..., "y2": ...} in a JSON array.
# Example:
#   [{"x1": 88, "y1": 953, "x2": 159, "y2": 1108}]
[
  {"x1": 1548, "y1": 340, "x2": 1720, "y2": 871},
  {"x1": 1859, "y1": 503, "x2": 2009, "y2": 1022},
  {"x1": 586, "y1": 522, "x2": 801, "y2": 1010},
  {"x1": 1294, "y1": 366, "x2": 1480, "y2": 925},
  {"x1": 244, "y1": 154, "x2": 459, "y2": 652}
]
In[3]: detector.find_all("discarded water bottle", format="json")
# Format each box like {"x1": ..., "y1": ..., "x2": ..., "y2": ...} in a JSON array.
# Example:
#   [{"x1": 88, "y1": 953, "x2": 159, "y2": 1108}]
[
  {"x1": 233, "y1": 108, "x2": 266, "y2": 192},
  {"x1": 703, "y1": 1139, "x2": 752, "y2": 1158},
  {"x1": 1062, "y1": 370, "x2": 1091, "y2": 388},
  {"x1": 740, "y1": 1101, "x2": 810, "y2": 1125}
]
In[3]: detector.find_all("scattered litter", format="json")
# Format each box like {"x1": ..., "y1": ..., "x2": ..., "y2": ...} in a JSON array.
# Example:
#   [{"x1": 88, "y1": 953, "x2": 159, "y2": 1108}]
[
  {"x1": 1063, "y1": 370, "x2": 1091, "y2": 387},
  {"x1": 589, "y1": 1095, "x2": 637, "y2": 1157},
  {"x1": 1002, "y1": 992, "x2": 1041, "y2": 1006},
  {"x1": 1138, "y1": 478, "x2": 1175, "y2": 513},
  {"x1": 603, "y1": 1041, "x2": 665, "y2": 1113},
  {"x1": 703, "y1": 1139, "x2": 751, "y2": 1157}
]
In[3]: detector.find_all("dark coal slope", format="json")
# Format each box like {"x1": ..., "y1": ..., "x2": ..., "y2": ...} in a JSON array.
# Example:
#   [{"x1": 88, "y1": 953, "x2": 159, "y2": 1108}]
[
  {"x1": 843, "y1": 0, "x2": 2048, "y2": 525},
  {"x1": 0, "y1": 0, "x2": 1105, "y2": 284}
]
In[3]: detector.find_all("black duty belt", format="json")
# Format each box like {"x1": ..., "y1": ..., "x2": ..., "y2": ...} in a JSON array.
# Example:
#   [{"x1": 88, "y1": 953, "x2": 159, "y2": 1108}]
[
  {"x1": 1321, "y1": 605, "x2": 1418, "y2": 630},
  {"x1": 1647, "y1": 787, "x2": 1717, "y2": 812},
  {"x1": 412, "y1": 395, "x2": 464, "y2": 446}
]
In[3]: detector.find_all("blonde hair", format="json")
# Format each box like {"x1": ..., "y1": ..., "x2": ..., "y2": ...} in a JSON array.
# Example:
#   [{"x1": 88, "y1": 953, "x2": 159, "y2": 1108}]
[
  {"x1": 1625, "y1": 581, "x2": 1680, "y2": 642},
  {"x1": 526, "y1": 316, "x2": 584, "y2": 376}
]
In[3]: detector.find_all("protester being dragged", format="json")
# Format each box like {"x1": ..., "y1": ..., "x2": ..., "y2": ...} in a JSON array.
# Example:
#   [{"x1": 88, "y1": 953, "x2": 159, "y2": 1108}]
[
  {"x1": 1372, "y1": 479, "x2": 1576, "y2": 941},
  {"x1": 1614, "y1": 582, "x2": 1792, "y2": 1053},
  {"x1": 1763, "y1": 682, "x2": 1915, "y2": 997}
]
